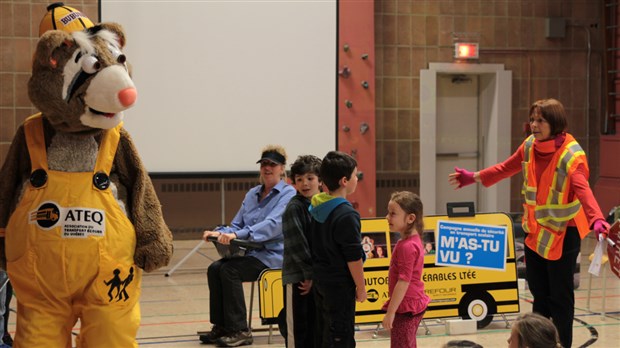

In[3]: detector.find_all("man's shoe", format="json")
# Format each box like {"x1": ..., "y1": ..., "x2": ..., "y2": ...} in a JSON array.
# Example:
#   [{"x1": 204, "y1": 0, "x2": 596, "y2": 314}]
[
  {"x1": 1, "y1": 333, "x2": 11, "y2": 347},
  {"x1": 199, "y1": 326, "x2": 229, "y2": 344},
  {"x1": 216, "y1": 330, "x2": 253, "y2": 347}
]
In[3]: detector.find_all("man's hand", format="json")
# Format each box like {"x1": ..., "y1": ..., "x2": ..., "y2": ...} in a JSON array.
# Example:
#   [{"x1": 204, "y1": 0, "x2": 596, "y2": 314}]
[
  {"x1": 217, "y1": 232, "x2": 237, "y2": 245},
  {"x1": 203, "y1": 230, "x2": 220, "y2": 241}
]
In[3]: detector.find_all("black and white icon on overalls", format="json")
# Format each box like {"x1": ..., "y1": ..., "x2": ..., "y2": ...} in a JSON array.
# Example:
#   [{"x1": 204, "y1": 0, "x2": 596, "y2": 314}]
[
  {"x1": 29, "y1": 202, "x2": 60, "y2": 229},
  {"x1": 104, "y1": 267, "x2": 135, "y2": 302}
]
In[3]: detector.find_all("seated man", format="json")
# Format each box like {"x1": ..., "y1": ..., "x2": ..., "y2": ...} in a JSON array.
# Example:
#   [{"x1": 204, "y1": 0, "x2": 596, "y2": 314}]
[{"x1": 201, "y1": 145, "x2": 295, "y2": 347}]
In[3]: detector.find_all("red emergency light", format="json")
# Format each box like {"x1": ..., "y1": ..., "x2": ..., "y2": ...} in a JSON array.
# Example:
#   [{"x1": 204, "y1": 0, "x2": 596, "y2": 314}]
[{"x1": 454, "y1": 42, "x2": 479, "y2": 60}]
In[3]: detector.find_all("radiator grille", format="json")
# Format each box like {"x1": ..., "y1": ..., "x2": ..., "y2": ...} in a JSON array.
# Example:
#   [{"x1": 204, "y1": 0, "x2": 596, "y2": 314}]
[
  {"x1": 226, "y1": 181, "x2": 259, "y2": 192},
  {"x1": 375, "y1": 173, "x2": 420, "y2": 216},
  {"x1": 376, "y1": 177, "x2": 419, "y2": 188},
  {"x1": 159, "y1": 180, "x2": 259, "y2": 193},
  {"x1": 153, "y1": 177, "x2": 260, "y2": 239},
  {"x1": 161, "y1": 182, "x2": 221, "y2": 193}
]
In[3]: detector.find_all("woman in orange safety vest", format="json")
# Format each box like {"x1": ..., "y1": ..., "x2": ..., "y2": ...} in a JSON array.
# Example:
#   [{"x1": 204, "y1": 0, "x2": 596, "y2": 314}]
[{"x1": 448, "y1": 98, "x2": 609, "y2": 348}]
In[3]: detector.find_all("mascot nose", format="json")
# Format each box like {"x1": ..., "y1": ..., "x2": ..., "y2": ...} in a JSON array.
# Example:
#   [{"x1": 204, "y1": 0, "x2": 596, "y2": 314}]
[{"x1": 118, "y1": 88, "x2": 137, "y2": 107}]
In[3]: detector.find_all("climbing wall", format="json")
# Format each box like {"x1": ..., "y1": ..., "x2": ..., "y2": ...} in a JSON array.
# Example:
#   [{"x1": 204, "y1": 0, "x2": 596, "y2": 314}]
[{"x1": 338, "y1": 0, "x2": 376, "y2": 217}]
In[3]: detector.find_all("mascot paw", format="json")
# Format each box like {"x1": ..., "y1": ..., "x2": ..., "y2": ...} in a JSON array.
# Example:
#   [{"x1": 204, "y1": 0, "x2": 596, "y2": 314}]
[{"x1": 134, "y1": 242, "x2": 173, "y2": 273}]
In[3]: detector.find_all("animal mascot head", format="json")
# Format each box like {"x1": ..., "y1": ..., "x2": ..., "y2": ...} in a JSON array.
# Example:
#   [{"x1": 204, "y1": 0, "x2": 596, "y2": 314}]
[{"x1": 0, "y1": 3, "x2": 173, "y2": 346}]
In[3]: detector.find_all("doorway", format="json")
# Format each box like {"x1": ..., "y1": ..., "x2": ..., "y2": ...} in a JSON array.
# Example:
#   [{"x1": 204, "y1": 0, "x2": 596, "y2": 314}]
[
  {"x1": 435, "y1": 74, "x2": 480, "y2": 214},
  {"x1": 420, "y1": 63, "x2": 512, "y2": 215}
]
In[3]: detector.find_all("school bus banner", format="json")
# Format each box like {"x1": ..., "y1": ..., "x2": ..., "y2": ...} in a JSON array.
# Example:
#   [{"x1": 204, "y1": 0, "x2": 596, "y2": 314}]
[{"x1": 258, "y1": 211, "x2": 519, "y2": 328}]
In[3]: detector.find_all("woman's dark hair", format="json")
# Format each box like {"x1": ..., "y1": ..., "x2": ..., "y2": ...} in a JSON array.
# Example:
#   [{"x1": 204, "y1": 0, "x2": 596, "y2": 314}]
[
  {"x1": 389, "y1": 191, "x2": 424, "y2": 235},
  {"x1": 529, "y1": 98, "x2": 567, "y2": 136},
  {"x1": 514, "y1": 313, "x2": 562, "y2": 348},
  {"x1": 290, "y1": 155, "x2": 322, "y2": 181}
]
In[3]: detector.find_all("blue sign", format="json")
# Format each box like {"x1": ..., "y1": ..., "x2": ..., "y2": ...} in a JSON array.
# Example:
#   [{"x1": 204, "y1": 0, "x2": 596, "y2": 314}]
[{"x1": 435, "y1": 220, "x2": 507, "y2": 271}]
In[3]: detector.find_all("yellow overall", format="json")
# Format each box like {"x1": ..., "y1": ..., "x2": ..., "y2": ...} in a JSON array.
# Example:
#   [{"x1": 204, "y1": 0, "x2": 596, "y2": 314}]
[{"x1": 6, "y1": 114, "x2": 142, "y2": 348}]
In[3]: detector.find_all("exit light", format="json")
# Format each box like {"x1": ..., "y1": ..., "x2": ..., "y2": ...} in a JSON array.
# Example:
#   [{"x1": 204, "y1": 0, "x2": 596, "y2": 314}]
[{"x1": 454, "y1": 42, "x2": 479, "y2": 60}]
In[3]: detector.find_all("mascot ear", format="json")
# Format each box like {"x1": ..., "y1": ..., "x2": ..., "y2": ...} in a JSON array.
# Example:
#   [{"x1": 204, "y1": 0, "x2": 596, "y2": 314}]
[
  {"x1": 34, "y1": 30, "x2": 74, "y2": 69},
  {"x1": 99, "y1": 22, "x2": 127, "y2": 48}
]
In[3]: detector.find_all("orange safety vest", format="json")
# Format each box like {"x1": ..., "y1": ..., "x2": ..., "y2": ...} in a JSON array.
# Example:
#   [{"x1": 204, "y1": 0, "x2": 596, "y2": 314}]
[{"x1": 521, "y1": 134, "x2": 590, "y2": 260}]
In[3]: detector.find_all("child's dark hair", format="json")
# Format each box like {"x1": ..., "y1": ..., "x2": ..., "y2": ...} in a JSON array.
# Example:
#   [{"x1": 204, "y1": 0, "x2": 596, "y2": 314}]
[
  {"x1": 319, "y1": 151, "x2": 357, "y2": 192},
  {"x1": 390, "y1": 191, "x2": 423, "y2": 235},
  {"x1": 290, "y1": 155, "x2": 322, "y2": 181}
]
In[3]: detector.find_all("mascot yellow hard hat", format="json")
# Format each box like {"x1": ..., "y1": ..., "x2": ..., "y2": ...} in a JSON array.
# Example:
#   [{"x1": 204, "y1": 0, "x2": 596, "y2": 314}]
[{"x1": 38, "y1": 2, "x2": 94, "y2": 37}]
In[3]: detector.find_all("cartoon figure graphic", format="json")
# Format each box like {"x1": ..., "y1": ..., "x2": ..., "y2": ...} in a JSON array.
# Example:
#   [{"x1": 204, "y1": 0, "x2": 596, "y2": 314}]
[
  {"x1": 362, "y1": 236, "x2": 375, "y2": 259},
  {"x1": 424, "y1": 242, "x2": 435, "y2": 255},
  {"x1": 118, "y1": 267, "x2": 134, "y2": 302},
  {"x1": 104, "y1": 269, "x2": 123, "y2": 302}
]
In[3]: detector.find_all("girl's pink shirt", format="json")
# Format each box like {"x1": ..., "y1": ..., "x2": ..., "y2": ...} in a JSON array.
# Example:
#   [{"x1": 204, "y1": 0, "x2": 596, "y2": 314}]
[{"x1": 382, "y1": 233, "x2": 430, "y2": 314}]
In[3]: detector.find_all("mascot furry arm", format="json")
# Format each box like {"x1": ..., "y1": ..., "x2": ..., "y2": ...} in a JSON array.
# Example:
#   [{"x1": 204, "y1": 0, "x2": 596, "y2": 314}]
[{"x1": 0, "y1": 23, "x2": 172, "y2": 272}]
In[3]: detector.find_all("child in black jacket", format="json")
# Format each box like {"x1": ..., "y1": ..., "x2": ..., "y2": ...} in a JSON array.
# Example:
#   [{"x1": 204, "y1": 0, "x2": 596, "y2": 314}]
[{"x1": 309, "y1": 151, "x2": 366, "y2": 347}]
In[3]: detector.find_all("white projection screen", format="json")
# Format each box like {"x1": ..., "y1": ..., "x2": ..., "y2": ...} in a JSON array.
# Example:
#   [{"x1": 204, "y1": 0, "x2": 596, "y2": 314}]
[{"x1": 100, "y1": 0, "x2": 337, "y2": 173}]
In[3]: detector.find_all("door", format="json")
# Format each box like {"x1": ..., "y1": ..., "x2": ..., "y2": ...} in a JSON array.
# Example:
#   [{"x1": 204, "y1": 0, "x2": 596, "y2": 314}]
[{"x1": 435, "y1": 74, "x2": 480, "y2": 214}]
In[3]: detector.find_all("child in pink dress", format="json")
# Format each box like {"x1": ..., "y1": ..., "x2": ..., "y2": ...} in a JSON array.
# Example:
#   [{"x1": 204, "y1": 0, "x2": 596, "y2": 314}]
[{"x1": 382, "y1": 191, "x2": 431, "y2": 348}]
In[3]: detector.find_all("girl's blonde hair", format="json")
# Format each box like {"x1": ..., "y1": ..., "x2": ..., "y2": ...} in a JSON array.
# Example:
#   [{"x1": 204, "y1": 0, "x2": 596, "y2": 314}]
[
  {"x1": 389, "y1": 191, "x2": 423, "y2": 236},
  {"x1": 513, "y1": 313, "x2": 562, "y2": 348}
]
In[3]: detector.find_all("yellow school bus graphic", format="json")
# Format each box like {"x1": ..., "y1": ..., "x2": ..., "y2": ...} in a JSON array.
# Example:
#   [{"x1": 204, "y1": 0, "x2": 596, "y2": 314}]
[
  {"x1": 30, "y1": 207, "x2": 60, "y2": 222},
  {"x1": 258, "y1": 211, "x2": 519, "y2": 328},
  {"x1": 421, "y1": 212, "x2": 520, "y2": 328}
]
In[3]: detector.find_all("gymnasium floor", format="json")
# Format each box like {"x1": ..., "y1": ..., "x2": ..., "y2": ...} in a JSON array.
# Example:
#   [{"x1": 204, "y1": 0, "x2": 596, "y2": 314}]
[{"x1": 5, "y1": 237, "x2": 620, "y2": 347}]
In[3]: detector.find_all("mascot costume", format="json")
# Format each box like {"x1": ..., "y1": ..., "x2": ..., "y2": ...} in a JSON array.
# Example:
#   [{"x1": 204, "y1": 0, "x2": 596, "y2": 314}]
[{"x1": 0, "y1": 3, "x2": 173, "y2": 347}]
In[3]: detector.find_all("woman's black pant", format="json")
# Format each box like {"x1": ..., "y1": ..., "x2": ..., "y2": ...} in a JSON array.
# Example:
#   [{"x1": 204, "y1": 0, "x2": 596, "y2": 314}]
[{"x1": 524, "y1": 227, "x2": 580, "y2": 348}]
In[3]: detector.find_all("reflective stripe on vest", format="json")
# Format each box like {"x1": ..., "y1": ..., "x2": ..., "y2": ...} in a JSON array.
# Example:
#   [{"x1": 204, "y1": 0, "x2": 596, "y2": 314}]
[
  {"x1": 535, "y1": 226, "x2": 554, "y2": 258},
  {"x1": 521, "y1": 136, "x2": 537, "y2": 207},
  {"x1": 521, "y1": 136, "x2": 536, "y2": 233},
  {"x1": 551, "y1": 142, "x2": 585, "y2": 200}
]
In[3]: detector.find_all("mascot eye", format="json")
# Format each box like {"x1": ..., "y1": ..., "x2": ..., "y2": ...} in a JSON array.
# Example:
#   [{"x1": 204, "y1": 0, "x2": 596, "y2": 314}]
[
  {"x1": 109, "y1": 45, "x2": 126, "y2": 64},
  {"x1": 82, "y1": 56, "x2": 101, "y2": 74}
]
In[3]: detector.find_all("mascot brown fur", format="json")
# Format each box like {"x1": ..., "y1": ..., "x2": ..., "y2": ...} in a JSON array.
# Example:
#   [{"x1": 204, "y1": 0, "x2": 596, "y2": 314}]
[{"x1": 0, "y1": 4, "x2": 173, "y2": 346}]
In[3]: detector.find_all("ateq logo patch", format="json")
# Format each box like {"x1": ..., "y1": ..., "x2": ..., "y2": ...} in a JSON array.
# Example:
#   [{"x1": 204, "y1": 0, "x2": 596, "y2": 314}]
[
  {"x1": 29, "y1": 202, "x2": 106, "y2": 238},
  {"x1": 29, "y1": 202, "x2": 61, "y2": 229}
]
